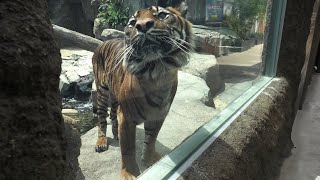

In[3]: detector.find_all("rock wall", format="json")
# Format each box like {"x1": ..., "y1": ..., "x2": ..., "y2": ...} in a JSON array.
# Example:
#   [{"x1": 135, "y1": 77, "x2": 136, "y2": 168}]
[
  {"x1": 0, "y1": 0, "x2": 68, "y2": 179},
  {"x1": 180, "y1": 0, "x2": 316, "y2": 179},
  {"x1": 48, "y1": 0, "x2": 99, "y2": 36}
]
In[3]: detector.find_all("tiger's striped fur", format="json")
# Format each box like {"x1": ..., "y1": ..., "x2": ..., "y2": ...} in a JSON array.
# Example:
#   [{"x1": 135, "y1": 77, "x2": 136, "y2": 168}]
[{"x1": 92, "y1": 6, "x2": 193, "y2": 179}]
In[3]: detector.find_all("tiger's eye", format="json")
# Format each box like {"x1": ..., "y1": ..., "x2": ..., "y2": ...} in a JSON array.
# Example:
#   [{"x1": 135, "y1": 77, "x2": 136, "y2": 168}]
[
  {"x1": 129, "y1": 20, "x2": 136, "y2": 26},
  {"x1": 158, "y1": 12, "x2": 168, "y2": 20}
]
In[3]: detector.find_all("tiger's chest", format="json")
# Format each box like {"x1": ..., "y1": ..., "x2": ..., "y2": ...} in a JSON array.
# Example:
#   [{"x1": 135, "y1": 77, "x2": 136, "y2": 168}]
[{"x1": 116, "y1": 72, "x2": 178, "y2": 124}]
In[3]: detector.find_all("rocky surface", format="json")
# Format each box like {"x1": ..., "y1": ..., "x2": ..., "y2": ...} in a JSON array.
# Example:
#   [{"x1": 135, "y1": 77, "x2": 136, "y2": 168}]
[
  {"x1": 93, "y1": 19, "x2": 126, "y2": 40},
  {"x1": 77, "y1": 71, "x2": 218, "y2": 180},
  {"x1": 48, "y1": 0, "x2": 98, "y2": 36},
  {"x1": 80, "y1": 0, "x2": 99, "y2": 22},
  {"x1": 59, "y1": 49, "x2": 94, "y2": 99},
  {"x1": 182, "y1": 53, "x2": 224, "y2": 105},
  {"x1": 63, "y1": 115, "x2": 82, "y2": 180},
  {"x1": 100, "y1": 29, "x2": 125, "y2": 41},
  {"x1": 192, "y1": 26, "x2": 240, "y2": 56}
]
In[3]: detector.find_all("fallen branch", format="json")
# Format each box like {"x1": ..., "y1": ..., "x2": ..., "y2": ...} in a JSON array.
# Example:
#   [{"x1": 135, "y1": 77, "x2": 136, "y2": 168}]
[{"x1": 53, "y1": 24, "x2": 103, "y2": 52}]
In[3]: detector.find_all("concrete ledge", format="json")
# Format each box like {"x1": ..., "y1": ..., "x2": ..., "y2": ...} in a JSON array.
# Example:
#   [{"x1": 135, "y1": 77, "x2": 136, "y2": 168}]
[{"x1": 180, "y1": 78, "x2": 295, "y2": 180}]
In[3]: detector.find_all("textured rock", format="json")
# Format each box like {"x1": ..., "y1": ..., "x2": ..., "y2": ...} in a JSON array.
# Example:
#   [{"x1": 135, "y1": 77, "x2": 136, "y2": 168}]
[
  {"x1": 192, "y1": 26, "x2": 239, "y2": 56},
  {"x1": 80, "y1": 0, "x2": 100, "y2": 22},
  {"x1": 93, "y1": 18, "x2": 125, "y2": 40},
  {"x1": 62, "y1": 109, "x2": 79, "y2": 120},
  {"x1": 93, "y1": 18, "x2": 109, "y2": 40},
  {"x1": 182, "y1": 53, "x2": 224, "y2": 106},
  {"x1": 48, "y1": 0, "x2": 96, "y2": 36},
  {"x1": 100, "y1": 29, "x2": 125, "y2": 41},
  {"x1": 63, "y1": 115, "x2": 82, "y2": 180},
  {"x1": 60, "y1": 49, "x2": 94, "y2": 99}
]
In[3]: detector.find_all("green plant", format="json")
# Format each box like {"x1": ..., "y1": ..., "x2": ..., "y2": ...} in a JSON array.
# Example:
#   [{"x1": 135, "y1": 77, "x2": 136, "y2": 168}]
[
  {"x1": 249, "y1": 32, "x2": 264, "y2": 39},
  {"x1": 97, "y1": 0, "x2": 129, "y2": 29},
  {"x1": 224, "y1": 0, "x2": 267, "y2": 40}
]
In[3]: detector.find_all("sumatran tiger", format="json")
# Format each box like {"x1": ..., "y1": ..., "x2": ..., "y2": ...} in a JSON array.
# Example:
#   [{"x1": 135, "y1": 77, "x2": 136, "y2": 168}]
[{"x1": 92, "y1": 5, "x2": 193, "y2": 179}]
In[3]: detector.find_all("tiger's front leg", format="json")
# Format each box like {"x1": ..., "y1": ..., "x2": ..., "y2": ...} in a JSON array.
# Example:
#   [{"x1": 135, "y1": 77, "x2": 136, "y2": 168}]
[
  {"x1": 118, "y1": 111, "x2": 140, "y2": 179},
  {"x1": 95, "y1": 86, "x2": 109, "y2": 152},
  {"x1": 95, "y1": 114, "x2": 108, "y2": 152},
  {"x1": 141, "y1": 120, "x2": 164, "y2": 167}
]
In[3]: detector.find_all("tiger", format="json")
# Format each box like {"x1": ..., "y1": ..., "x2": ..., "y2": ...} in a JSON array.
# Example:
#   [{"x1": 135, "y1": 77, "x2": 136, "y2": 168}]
[{"x1": 92, "y1": 5, "x2": 193, "y2": 179}]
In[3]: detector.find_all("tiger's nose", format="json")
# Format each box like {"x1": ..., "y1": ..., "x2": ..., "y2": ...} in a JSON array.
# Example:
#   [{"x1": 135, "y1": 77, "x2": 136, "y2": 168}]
[{"x1": 135, "y1": 18, "x2": 155, "y2": 33}]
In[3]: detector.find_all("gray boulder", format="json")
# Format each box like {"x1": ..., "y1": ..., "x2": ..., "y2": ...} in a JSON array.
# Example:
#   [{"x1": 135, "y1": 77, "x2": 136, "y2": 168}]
[
  {"x1": 100, "y1": 29, "x2": 125, "y2": 41},
  {"x1": 181, "y1": 53, "x2": 224, "y2": 107},
  {"x1": 60, "y1": 49, "x2": 94, "y2": 99},
  {"x1": 192, "y1": 26, "x2": 239, "y2": 56},
  {"x1": 93, "y1": 18, "x2": 125, "y2": 40},
  {"x1": 192, "y1": 27, "x2": 221, "y2": 56}
]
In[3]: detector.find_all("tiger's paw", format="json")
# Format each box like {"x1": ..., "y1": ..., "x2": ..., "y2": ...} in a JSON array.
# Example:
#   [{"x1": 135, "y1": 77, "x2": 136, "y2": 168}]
[
  {"x1": 141, "y1": 151, "x2": 161, "y2": 168},
  {"x1": 95, "y1": 136, "x2": 108, "y2": 152},
  {"x1": 120, "y1": 169, "x2": 139, "y2": 180}
]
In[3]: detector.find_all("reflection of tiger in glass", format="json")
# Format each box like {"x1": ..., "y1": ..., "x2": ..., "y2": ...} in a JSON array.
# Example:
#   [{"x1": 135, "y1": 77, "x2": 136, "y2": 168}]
[{"x1": 92, "y1": 6, "x2": 193, "y2": 179}]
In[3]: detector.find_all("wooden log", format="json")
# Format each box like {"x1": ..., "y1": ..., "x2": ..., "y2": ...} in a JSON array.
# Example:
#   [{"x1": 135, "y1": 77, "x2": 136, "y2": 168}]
[{"x1": 53, "y1": 24, "x2": 103, "y2": 52}]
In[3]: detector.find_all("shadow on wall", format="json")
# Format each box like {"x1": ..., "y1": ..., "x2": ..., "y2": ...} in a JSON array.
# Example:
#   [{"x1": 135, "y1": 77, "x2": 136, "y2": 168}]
[{"x1": 219, "y1": 63, "x2": 262, "y2": 84}]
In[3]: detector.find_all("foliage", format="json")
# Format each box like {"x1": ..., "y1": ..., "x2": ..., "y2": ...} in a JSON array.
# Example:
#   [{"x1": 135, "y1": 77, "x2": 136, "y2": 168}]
[
  {"x1": 97, "y1": 0, "x2": 129, "y2": 29},
  {"x1": 249, "y1": 32, "x2": 264, "y2": 39},
  {"x1": 224, "y1": 0, "x2": 267, "y2": 40}
]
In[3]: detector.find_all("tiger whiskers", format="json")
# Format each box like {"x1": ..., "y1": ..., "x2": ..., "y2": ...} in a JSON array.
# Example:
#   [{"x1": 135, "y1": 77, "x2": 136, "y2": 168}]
[
  {"x1": 174, "y1": 37, "x2": 194, "y2": 51},
  {"x1": 109, "y1": 45, "x2": 133, "y2": 75},
  {"x1": 158, "y1": 35, "x2": 192, "y2": 54},
  {"x1": 164, "y1": 37, "x2": 192, "y2": 55}
]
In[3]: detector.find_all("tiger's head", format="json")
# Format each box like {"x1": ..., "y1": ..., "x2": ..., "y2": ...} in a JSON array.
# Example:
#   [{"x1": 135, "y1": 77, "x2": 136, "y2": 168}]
[{"x1": 122, "y1": 6, "x2": 193, "y2": 77}]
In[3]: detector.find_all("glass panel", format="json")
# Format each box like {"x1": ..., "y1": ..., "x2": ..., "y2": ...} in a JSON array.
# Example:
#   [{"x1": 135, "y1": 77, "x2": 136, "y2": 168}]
[{"x1": 52, "y1": 0, "x2": 285, "y2": 179}]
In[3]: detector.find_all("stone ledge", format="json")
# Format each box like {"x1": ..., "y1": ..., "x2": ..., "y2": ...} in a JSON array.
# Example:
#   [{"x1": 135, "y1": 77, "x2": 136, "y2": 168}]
[
  {"x1": 179, "y1": 78, "x2": 295, "y2": 180},
  {"x1": 64, "y1": 115, "x2": 82, "y2": 180}
]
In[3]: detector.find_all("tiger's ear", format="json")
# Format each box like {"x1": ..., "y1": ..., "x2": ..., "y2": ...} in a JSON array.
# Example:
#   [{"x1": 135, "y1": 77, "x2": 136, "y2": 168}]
[
  {"x1": 157, "y1": 0, "x2": 187, "y2": 17},
  {"x1": 166, "y1": 6, "x2": 182, "y2": 16}
]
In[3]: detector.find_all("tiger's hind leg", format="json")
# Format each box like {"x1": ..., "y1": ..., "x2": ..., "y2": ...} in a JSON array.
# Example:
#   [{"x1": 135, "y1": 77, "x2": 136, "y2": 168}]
[
  {"x1": 95, "y1": 85, "x2": 110, "y2": 152},
  {"x1": 110, "y1": 94, "x2": 119, "y2": 140},
  {"x1": 141, "y1": 120, "x2": 164, "y2": 168}
]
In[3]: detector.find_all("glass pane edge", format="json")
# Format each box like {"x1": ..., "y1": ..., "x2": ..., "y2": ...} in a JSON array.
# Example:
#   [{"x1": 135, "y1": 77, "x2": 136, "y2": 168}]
[{"x1": 138, "y1": 76, "x2": 273, "y2": 180}]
